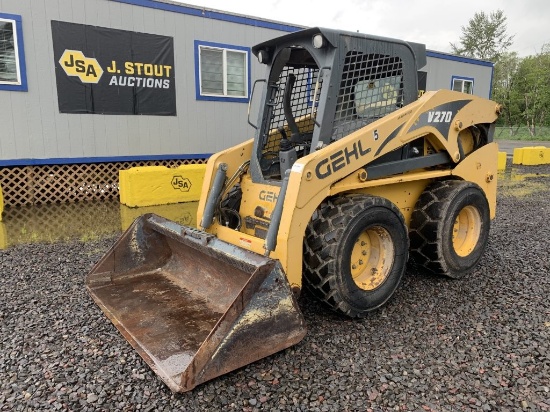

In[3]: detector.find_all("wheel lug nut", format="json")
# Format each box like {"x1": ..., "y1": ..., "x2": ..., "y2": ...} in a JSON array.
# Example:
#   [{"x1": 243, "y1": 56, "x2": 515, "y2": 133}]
[
  {"x1": 362, "y1": 250, "x2": 367, "y2": 255},
  {"x1": 359, "y1": 260, "x2": 363, "y2": 265},
  {"x1": 352, "y1": 264, "x2": 357, "y2": 270}
]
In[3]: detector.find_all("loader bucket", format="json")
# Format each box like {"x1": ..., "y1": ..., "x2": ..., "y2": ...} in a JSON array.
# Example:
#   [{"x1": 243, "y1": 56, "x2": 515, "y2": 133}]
[{"x1": 86, "y1": 214, "x2": 306, "y2": 393}]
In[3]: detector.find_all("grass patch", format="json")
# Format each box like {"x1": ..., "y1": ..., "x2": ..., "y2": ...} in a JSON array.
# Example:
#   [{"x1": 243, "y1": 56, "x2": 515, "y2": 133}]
[{"x1": 494, "y1": 126, "x2": 550, "y2": 141}]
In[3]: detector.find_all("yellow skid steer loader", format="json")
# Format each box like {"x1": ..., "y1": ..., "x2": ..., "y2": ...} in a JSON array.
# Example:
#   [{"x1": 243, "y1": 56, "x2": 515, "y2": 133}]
[{"x1": 86, "y1": 27, "x2": 501, "y2": 392}]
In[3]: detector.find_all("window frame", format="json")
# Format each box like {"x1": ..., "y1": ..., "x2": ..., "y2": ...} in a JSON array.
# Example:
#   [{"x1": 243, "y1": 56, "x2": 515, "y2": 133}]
[
  {"x1": 0, "y1": 13, "x2": 27, "y2": 92},
  {"x1": 194, "y1": 40, "x2": 250, "y2": 103},
  {"x1": 451, "y1": 75, "x2": 474, "y2": 94}
]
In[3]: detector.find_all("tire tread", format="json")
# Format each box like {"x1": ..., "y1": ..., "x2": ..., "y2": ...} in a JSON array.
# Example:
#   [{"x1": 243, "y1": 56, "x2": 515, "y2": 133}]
[
  {"x1": 304, "y1": 195, "x2": 407, "y2": 317},
  {"x1": 409, "y1": 180, "x2": 489, "y2": 278}
]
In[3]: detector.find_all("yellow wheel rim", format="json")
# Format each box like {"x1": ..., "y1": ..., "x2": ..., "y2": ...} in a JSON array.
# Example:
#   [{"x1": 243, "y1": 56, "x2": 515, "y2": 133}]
[
  {"x1": 350, "y1": 227, "x2": 394, "y2": 291},
  {"x1": 452, "y1": 205, "x2": 481, "y2": 257}
]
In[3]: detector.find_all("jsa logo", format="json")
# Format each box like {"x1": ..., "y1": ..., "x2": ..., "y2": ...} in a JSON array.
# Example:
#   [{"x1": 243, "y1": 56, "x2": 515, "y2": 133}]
[
  {"x1": 427, "y1": 111, "x2": 453, "y2": 123},
  {"x1": 59, "y1": 50, "x2": 103, "y2": 84}
]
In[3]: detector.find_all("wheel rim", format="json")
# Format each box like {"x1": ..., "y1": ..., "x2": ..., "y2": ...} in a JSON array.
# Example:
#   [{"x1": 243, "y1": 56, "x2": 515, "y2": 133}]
[
  {"x1": 350, "y1": 226, "x2": 394, "y2": 291},
  {"x1": 452, "y1": 205, "x2": 482, "y2": 257}
]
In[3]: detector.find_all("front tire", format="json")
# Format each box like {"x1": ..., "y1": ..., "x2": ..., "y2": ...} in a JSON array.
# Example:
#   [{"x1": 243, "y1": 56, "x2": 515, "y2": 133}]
[
  {"x1": 303, "y1": 195, "x2": 409, "y2": 318},
  {"x1": 409, "y1": 180, "x2": 491, "y2": 279}
]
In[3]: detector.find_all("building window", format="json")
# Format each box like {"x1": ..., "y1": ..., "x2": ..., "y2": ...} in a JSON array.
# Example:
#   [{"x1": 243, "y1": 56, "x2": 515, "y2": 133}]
[
  {"x1": 451, "y1": 76, "x2": 474, "y2": 94},
  {"x1": 195, "y1": 40, "x2": 250, "y2": 102},
  {"x1": 0, "y1": 13, "x2": 27, "y2": 91}
]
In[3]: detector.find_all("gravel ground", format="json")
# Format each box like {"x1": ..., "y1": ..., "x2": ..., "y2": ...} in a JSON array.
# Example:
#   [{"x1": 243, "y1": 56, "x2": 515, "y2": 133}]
[{"x1": 1, "y1": 164, "x2": 549, "y2": 411}]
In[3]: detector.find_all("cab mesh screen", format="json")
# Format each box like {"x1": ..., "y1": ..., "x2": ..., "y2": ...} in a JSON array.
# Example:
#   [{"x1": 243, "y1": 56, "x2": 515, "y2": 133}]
[{"x1": 332, "y1": 52, "x2": 403, "y2": 141}]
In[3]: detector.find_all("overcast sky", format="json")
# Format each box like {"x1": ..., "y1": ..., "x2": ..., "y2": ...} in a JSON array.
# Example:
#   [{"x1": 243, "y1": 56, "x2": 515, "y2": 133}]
[{"x1": 177, "y1": 0, "x2": 550, "y2": 58}]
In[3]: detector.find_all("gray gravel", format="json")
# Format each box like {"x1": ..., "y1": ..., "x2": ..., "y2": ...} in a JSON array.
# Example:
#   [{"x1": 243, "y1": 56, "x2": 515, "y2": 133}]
[{"x1": 1, "y1": 164, "x2": 549, "y2": 411}]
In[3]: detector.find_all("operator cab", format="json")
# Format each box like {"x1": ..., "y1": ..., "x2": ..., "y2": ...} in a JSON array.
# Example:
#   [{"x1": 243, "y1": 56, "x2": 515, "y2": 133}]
[{"x1": 250, "y1": 27, "x2": 426, "y2": 182}]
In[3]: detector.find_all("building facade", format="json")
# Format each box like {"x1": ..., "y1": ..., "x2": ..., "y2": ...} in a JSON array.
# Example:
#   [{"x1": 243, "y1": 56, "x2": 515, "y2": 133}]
[
  {"x1": 424, "y1": 50, "x2": 493, "y2": 99},
  {"x1": 0, "y1": 0, "x2": 493, "y2": 206}
]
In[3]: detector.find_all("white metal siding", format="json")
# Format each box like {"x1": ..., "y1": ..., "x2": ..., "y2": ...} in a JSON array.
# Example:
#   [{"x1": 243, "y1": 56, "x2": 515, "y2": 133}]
[
  {"x1": 0, "y1": 0, "x2": 494, "y2": 165},
  {"x1": 424, "y1": 53, "x2": 493, "y2": 99},
  {"x1": 0, "y1": 0, "x2": 294, "y2": 164}
]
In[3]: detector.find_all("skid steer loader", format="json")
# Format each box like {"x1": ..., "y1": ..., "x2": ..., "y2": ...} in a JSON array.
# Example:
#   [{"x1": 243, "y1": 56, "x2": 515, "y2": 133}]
[{"x1": 86, "y1": 27, "x2": 501, "y2": 392}]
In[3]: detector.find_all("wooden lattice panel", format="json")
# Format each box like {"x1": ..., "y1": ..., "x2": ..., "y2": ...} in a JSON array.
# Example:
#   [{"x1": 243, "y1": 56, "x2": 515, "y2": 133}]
[
  {"x1": 0, "y1": 159, "x2": 207, "y2": 207},
  {"x1": 0, "y1": 167, "x2": 33, "y2": 207}
]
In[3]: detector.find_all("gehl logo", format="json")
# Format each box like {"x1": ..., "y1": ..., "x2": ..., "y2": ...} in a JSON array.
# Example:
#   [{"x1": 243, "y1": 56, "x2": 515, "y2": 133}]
[
  {"x1": 59, "y1": 50, "x2": 103, "y2": 84},
  {"x1": 316, "y1": 140, "x2": 371, "y2": 179}
]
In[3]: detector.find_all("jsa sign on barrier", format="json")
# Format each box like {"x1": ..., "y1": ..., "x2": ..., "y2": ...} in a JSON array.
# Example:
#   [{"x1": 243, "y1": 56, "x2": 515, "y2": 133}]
[{"x1": 52, "y1": 21, "x2": 176, "y2": 116}]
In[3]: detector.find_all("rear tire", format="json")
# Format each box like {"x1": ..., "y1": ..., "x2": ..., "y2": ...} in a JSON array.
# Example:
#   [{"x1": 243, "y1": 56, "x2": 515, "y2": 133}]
[
  {"x1": 409, "y1": 180, "x2": 490, "y2": 279},
  {"x1": 303, "y1": 195, "x2": 409, "y2": 318}
]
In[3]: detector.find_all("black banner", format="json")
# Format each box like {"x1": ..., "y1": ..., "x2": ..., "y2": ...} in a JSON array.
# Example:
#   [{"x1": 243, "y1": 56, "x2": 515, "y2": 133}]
[{"x1": 51, "y1": 21, "x2": 176, "y2": 115}]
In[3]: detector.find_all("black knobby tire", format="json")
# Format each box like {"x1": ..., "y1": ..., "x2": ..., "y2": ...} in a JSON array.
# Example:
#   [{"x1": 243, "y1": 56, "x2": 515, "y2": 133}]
[
  {"x1": 303, "y1": 195, "x2": 409, "y2": 318},
  {"x1": 409, "y1": 180, "x2": 490, "y2": 279}
]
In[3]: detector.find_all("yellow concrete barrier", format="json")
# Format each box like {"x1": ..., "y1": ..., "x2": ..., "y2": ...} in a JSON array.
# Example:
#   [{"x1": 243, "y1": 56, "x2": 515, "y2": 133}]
[
  {"x1": 119, "y1": 164, "x2": 207, "y2": 207},
  {"x1": 0, "y1": 184, "x2": 3, "y2": 222},
  {"x1": 512, "y1": 146, "x2": 550, "y2": 165},
  {"x1": 0, "y1": 185, "x2": 5, "y2": 248},
  {"x1": 0, "y1": 186, "x2": 4, "y2": 245},
  {"x1": 513, "y1": 147, "x2": 531, "y2": 164},
  {"x1": 497, "y1": 151, "x2": 507, "y2": 171},
  {"x1": 120, "y1": 201, "x2": 198, "y2": 231},
  {"x1": 0, "y1": 222, "x2": 6, "y2": 249},
  {"x1": 512, "y1": 148, "x2": 523, "y2": 164}
]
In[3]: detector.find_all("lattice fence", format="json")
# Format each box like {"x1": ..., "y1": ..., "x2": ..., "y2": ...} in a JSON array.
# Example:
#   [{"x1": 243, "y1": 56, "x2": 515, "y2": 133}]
[{"x1": 0, "y1": 159, "x2": 207, "y2": 207}]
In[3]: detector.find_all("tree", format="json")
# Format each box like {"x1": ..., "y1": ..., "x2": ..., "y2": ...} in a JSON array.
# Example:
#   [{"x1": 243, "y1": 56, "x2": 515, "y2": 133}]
[
  {"x1": 492, "y1": 51, "x2": 521, "y2": 131},
  {"x1": 512, "y1": 46, "x2": 550, "y2": 135},
  {"x1": 450, "y1": 10, "x2": 514, "y2": 62}
]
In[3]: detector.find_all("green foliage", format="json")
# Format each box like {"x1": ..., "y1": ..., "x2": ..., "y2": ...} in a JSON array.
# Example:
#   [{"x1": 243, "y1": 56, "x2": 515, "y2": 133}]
[
  {"x1": 494, "y1": 126, "x2": 550, "y2": 141},
  {"x1": 493, "y1": 52, "x2": 522, "y2": 126},
  {"x1": 512, "y1": 50, "x2": 550, "y2": 133},
  {"x1": 450, "y1": 10, "x2": 514, "y2": 61},
  {"x1": 452, "y1": 10, "x2": 550, "y2": 138},
  {"x1": 494, "y1": 46, "x2": 550, "y2": 134}
]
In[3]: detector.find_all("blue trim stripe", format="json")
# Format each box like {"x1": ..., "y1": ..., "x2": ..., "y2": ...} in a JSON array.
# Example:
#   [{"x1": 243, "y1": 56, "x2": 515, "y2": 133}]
[
  {"x1": 0, "y1": 13, "x2": 28, "y2": 92},
  {"x1": 194, "y1": 40, "x2": 251, "y2": 103},
  {"x1": 111, "y1": 0, "x2": 301, "y2": 33},
  {"x1": 426, "y1": 50, "x2": 493, "y2": 67},
  {"x1": 0, "y1": 154, "x2": 212, "y2": 167}
]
